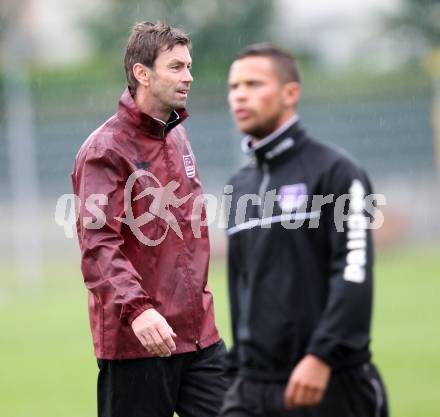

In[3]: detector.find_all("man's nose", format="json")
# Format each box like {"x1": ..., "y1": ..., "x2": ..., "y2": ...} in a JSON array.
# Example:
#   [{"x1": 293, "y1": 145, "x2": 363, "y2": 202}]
[{"x1": 182, "y1": 68, "x2": 193, "y2": 84}]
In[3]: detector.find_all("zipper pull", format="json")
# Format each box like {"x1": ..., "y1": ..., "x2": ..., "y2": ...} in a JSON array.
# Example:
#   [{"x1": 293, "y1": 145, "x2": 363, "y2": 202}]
[{"x1": 258, "y1": 163, "x2": 270, "y2": 217}]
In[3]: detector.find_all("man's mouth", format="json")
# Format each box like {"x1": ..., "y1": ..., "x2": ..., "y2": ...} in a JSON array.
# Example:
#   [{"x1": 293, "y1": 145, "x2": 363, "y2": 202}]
[
  {"x1": 176, "y1": 89, "x2": 189, "y2": 98},
  {"x1": 234, "y1": 109, "x2": 252, "y2": 120}
]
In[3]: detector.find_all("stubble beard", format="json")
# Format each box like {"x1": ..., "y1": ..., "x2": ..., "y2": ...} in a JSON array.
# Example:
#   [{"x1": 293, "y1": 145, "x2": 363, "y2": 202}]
[{"x1": 240, "y1": 114, "x2": 280, "y2": 140}]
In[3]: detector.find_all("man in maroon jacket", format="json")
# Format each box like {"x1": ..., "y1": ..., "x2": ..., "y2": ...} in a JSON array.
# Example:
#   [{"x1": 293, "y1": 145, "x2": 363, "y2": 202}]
[{"x1": 72, "y1": 21, "x2": 227, "y2": 417}]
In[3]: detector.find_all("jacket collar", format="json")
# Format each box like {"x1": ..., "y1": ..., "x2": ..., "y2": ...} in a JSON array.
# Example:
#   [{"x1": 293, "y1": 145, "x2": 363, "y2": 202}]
[
  {"x1": 241, "y1": 115, "x2": 305, "y2": 165},
  {"x1": 117, "y1": 87, "x2": 189, "y2": 139}
]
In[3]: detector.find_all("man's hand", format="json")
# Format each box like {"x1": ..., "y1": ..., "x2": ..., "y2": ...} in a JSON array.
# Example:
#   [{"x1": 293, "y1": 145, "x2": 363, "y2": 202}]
[
  {"x1": 131, "y1": 308, "x2": 177, "y2": 357},
  {"x1": 284, "y1": 354, "x2": 331, "y2": 409}
]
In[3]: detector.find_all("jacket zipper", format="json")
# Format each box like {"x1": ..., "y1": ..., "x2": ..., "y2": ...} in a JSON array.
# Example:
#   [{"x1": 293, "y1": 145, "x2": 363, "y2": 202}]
[
  {"x1": 162, "y1": 140, "x2": 201, "y2": 348},
  {"x1": 258, "y1": 162, "x2": 270, "y2": 217}
]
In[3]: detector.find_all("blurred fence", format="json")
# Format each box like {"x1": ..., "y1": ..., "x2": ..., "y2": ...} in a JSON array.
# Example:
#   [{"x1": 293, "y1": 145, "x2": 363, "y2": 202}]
[
  {"x1": 0, "y1": 79, "x2": 439, "y2": 265},
  {"x1": 1, "y1": 86, "x2": 436, "y2": 194}
]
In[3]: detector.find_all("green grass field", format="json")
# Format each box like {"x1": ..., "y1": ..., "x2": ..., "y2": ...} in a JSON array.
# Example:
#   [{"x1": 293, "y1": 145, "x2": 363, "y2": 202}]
[{"x1": 0, "y1": 245, "x2": 439, "y2": 417}]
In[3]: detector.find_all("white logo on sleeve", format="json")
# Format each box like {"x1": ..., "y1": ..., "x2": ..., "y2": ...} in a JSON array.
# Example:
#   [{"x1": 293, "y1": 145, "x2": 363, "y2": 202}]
[{"x1": 344, "y1": 179, "x2": 367, "y2": 283}]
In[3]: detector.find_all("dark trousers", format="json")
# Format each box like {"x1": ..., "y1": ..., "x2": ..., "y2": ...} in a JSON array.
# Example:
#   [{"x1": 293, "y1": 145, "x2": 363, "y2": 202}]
[
  {"x1": 97, "y1": 340, "x2": 228, "y2": 417},
  {"x1": 219, "y1": 362, "x2": 389, "y2": 417}
]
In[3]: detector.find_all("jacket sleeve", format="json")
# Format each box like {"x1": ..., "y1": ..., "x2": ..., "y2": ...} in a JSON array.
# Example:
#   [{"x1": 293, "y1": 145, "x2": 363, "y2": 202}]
[
  {"x1": 224, "y1": 183, "x2": 244, "y2": 378},
  {"x1": 306, "y1": 158, "x2": 374, "y2": 367},
  {"x1": 73, "y1": 146, "x2": 154, "y2": 324},
  {"x1": 225, "y1": 234, "x2": 241, "y2": 378}
]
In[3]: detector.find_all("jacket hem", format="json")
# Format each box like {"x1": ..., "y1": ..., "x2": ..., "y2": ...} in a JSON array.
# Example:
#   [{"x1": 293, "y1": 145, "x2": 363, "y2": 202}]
[
  {"x1": 237, "y1": 352, "x2": 372, "y2": 382},
  {"x1": 95, "y1": 332, "x2": 220, "y2": 360}
]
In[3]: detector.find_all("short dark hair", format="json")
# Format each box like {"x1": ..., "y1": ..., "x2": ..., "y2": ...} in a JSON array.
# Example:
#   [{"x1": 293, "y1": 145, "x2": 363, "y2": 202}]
[
  {"x1": 124, "y1": 21, "x2": 191, "y2": 95},
  {"x1": 233, "y1": 43, "x2": 300, "y2": 84}
]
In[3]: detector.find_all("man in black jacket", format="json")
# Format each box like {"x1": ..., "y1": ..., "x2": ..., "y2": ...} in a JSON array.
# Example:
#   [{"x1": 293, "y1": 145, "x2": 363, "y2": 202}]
[{"x1": 219, "y1": 43, "x2": 388, "y2": 417}]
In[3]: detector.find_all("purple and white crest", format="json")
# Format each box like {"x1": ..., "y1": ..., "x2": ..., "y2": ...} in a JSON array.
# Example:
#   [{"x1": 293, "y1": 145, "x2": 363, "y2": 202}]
[
  {"x1": 278, "y1": 183, "x2": 308, "y2": 212},
  {"x1": 183, "y1": 154, "x2": 196, "y2": 178}
]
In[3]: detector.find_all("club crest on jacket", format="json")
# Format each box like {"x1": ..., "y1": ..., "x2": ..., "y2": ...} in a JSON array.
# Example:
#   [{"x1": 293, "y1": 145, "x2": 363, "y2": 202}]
[
  {"x1": 278, "y1": 183, "x2": 307, "y2": 212},
  {"x1": 183, "y1": 154, "x2": 196, "y2": 178}
]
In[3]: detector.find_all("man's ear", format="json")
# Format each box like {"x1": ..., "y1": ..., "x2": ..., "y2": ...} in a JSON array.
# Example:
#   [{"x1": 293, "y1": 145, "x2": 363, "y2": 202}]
[
  {"x1": 282, "y1": 82, "x2": 301, "y2": 109},
  {"x1": 133, "y1": 63, "x2": 150, "y2": 88}
]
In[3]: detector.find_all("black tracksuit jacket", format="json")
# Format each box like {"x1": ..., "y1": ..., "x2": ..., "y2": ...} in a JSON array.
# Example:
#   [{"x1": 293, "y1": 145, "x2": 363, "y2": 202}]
[{"x1": 226, "y1": 119, "x2": 375, "y2": 381}]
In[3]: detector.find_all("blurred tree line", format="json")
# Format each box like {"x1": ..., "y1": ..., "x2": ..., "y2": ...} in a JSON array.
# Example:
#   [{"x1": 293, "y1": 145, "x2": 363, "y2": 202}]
[
  {"x1": 390, "y1": 0, "x2": 440, "y2": 46},
  {"x1": 389, "y1": 0, "x2": 440, "y2": 172},
  {"x1": 1, "y1": 0, "x2": 437, "y2": 120},
  {"x1": 84, "y1": 0, "x2": 274, "y2": 85}
]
